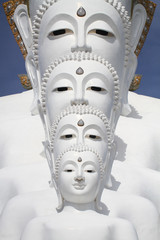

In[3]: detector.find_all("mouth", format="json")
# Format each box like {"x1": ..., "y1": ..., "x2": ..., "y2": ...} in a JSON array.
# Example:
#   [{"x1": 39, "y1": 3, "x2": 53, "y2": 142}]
[{"x1": 73, "y1": 184, "x2": 86, "y2": 190}]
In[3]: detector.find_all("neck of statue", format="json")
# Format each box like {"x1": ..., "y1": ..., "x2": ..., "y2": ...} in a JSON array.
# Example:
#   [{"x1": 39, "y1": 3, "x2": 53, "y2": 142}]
[{"x1": 63, "y1": 201, "x2": 97, "y2": 212}]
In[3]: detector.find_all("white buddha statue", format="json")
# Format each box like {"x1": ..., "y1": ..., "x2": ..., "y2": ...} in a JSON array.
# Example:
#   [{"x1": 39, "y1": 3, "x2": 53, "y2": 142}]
[
  {"x1": 0, "y1": 105, "x2": 160, "y2": 240},
  {"x1": 20, "y1": 141, "x2": 138, "y2": 240},
  {"x1": 14, "y1": 0, "x2": 146, "y2": 118},
  {"x1": 0, "y1": 0, "x2": 160, "y2": 240}
]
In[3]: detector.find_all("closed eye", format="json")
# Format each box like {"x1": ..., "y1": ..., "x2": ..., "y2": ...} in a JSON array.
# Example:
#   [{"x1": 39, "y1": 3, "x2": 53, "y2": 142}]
[
  {"x1": 87, "y1": 86, "x2": 107, "y2": 92},
  {"x1": 96, "y1": 29, "x2": 109, "y2": 36},
  {"x1": 89, "y1": 29, "x2": 114, "y2": 38},
  {"x1": 85, "y1": 134, "x2": 101, "y2": 141},
  {"x1": 85, "y1": 169, "x2": 95, "y2": 173},
  {"x1": 60, "y1": 134, "x2": 76, "y2": 140},
  {"x1": 48, "y1": 29, "x2": 73, "y2": 39},
  {"x1": 53, "y1": 87, "x2": 73, "y2": 92},
  {"x1": 64, "y1": 169, "x2": 74, "y2": 172}
]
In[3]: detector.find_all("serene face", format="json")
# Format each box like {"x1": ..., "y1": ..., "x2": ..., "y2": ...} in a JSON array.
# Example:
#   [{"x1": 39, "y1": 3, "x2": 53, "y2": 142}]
[
  {"x1": 58, "y1": 151, "x2": 102, "y2": 204},
  {"x1": 38, "y1": 0, "x2": 126, "y2": 78},
  {"x1": 52, "y1": 113, "x2": 108, "y2": 161},
  {"x1": 45, "y1": 60, "x2": 116, "y2": 124}
]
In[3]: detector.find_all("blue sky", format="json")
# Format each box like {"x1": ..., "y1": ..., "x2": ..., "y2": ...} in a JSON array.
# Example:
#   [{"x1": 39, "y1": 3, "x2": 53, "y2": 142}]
[{"x1": 0, "y1": 1, "x2": 160, "y2": 98}]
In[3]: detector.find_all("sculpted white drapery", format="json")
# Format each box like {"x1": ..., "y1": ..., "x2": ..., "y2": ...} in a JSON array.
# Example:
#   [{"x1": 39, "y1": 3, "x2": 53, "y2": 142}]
[{"x1": 0, "y1": 0, "x2": 160, "y2": 240}]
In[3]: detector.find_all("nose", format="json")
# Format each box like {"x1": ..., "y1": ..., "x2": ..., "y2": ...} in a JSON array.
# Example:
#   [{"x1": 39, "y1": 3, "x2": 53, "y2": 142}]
[
  {"x1": 77, "y1": 133, "x2": 84, "y2": 145},
  {"x1": 71, "y1": 26, "x2": 91, "y2": 53},
  {"x1": 74, "y1": 166, "x2": 85, "y2": 182},
  {"x1": 71, "y1": 83, "x2": 88, "y2": 106},
  {"x1": 71, "y1": 99, "x2": 88, "y2": 106},
  {"x1": 74, "y1": 175, "x2": 85, "y2": 182},
  {"x1": 71, "y1": 87, "x2": 88, "y2": 106}
]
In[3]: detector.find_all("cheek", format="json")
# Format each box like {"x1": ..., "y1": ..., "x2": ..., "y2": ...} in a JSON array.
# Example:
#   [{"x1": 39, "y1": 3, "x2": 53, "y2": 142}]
[
  {"x1": 87, "y1": 36, "x2": 125, "y2": 77},
  {"x1": 39, "y1": 36, "x2": 75, "y2": 75},
  {"x1": 59, "y1": 173, "x2": 74, "y2": 194},
  {"x1": 54, "y1": 139, "x2": 77, "y2": 159},
  {"x1": 84, "y1": 140, "x2": 107, "y2": 159},
  {"x1": 85, "y1": 91, "x2": 113, "y2": 118},
  {"x1": 85, "y1": 174, "x2": 101, "y2": 201},
  {"x1": 46, "y1": 92, "x2": 74, "y2": 123},
  {"x1": 86, "y1": 173, "x2": 100, "y2": 191}
]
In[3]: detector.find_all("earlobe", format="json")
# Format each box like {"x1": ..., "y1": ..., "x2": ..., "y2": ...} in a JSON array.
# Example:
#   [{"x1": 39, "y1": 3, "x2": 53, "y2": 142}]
[
  {"x1": 44, "y1": 140, "x2": 54, "y2": 174},
  {"x1": 120, "y1": 4, "x2": 147, "y2": 117},
  {"x1": 26, "y1": 53, "x2": 39, "y2": 115},
  {"x1": 14, "y1": 4, "x2": 33, "y2": 52},
  {"x1": 105, "y1": 141, "x2": 117, "y2": 188},
  {"x1": 120, "y1": 4, "x2": 146, "y2": 117},
  {"x1": 37, "y1": 100, "x2": 50, "y2": 140},
  {"x1": 14, "y1": 4, "x2": 39, "y2": 115},
  {"x1": 121, "y1": 52, "x2": 137, "y2": 116},
  {"x1": 131, "y1": 4, "x2": 147, "y2": 51},
  {"x1": 44, "y1": 140, "x2": 57, "y2": 189},
  {"x1": 38, "y1": 100, "x2": 56, "y2": 187}
]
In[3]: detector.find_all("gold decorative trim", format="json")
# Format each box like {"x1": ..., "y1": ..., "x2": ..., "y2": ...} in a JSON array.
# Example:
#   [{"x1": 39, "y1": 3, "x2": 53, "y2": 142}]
[
  {"x1": 18, "y1": 74, "x2": 32, "y2": 90},
  {"x1": 134, "y1": 0, "x2": 156, "y2": 57},
  {"x1": 129, "y1": 74, "x2": 142, "y2": 91},
  {"x1": 3, "y1": 0, "x2": 27, "y2": 59}
]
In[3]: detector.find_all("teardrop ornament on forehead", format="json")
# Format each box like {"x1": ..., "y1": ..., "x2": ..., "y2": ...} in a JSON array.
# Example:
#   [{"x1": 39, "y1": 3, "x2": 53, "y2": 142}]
[
  {"x1": 76, "y1": 67, "x2": 84, "y2": 75},
  {"x1": 78, "y1": 157, "x2": 82, "y2": 162},
  {"x1": 77, "y1": 7, "x2": 86, "y2": 17},
  {"x1": 77, "y1": 119, "x2": 85, "y2": 127}
]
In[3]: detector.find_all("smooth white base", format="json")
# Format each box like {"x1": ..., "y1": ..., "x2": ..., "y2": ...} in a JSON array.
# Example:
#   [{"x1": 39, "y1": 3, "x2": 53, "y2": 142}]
[
  {"x1": 21, "y1": 210, "x2": 138, "y2": 240},
  {"x1": 0, "y1": 90, "x2": 160, "y2": 240}
]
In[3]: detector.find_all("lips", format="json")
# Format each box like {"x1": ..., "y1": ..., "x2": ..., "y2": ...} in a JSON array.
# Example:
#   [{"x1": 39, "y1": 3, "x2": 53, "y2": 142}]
[{"x1": 73, "y1": 184, "x2": 86, "y2": 190}]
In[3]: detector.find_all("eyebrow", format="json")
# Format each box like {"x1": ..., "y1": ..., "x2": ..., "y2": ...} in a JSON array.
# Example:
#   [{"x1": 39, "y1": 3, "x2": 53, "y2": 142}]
[
  {"x1": 41, "y1": 13, "x2": 77, "y2": 40},
  {"x1": 48, "y1": 72, "x2": 75, "y2": 86},
  {"x1": 62, "y1": 160, "x2": 77, "y2": 168},
  {"x1": 85, "y1": 13, "x2": 121, "y2": 39},
  {"x1": 83, "y1": 72, "x2": 110, "y2": 89},
  {"x1": 58, "y1": 124, "x2": 78, "y2": 138},
  {"x1": 83, "y1": 124, "x2": 107, "y2": 141},
  {"x1": 82, "y1": 161, "x2": 97, "y2": 169}
]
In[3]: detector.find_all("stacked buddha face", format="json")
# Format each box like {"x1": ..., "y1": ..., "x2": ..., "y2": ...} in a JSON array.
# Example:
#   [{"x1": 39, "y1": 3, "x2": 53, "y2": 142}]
[
  {"x1": 48, "y1": 104, "x2": 113, "y2": 209},
  {"x1": 14, "y1": 0, "x2": 147, "y2": 208}
]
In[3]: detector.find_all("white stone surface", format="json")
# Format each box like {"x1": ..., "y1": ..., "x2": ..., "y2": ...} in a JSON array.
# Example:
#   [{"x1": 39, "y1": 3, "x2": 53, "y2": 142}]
[
  {"x1": 0, "y1": 91, "x2": 160, "y2": 240},
  {"x1": 0, "y1": 188, "x2": 159, "y2": 240},
  {"x1": 0, "y1": 91, "x2": 44, "y2": 168},
  {"x1": 21, "y1": 211, "x2": 138, "y2": 240}
]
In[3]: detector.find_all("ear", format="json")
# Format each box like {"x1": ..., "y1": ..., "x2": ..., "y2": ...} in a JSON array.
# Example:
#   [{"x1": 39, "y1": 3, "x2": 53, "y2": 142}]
[
  {"x1": 14, "y1": 4, "x2": 33, "y2": 52},
  {"x1": 25, "y1": 53, "x2": 40, "y2": 115},
  {"x1": 37, "y1": 100, "x2": 50, "y2": 140},
  {"x1": 121, "y1": 4, "x2": 147, "y2": 116},
  {"x1": 121, "y1": 52, "x2": 137, "y2": 116},
  {"x1": 130, "y1": 4, "x2": 147, "y2": 52},
  {"x1": 44, "y1": 140, "x2": 57, "y2": 188},
  {"x1": 14, "y1": 4, "x2": 39, "y2": 115},
  {"x1": 105, "y1": 141, "x2": 117, "y2": 188},
  {"x1": 110, "y1": 102, "x2": 122, "y2": 131},
  {"x1": 44, "y1": 140, "x2": 54, "y2": 174}
]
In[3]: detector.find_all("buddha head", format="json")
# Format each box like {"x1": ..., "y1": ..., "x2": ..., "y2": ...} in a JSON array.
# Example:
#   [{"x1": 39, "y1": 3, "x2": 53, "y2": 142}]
[
  {"x1": 49, "y1": 104, "x2": 113, "y2": 160},
  {"x1": 54, "y1": 145, "x2": 106, "y2": 211},
  {"x1": 41, "y1": 52, "x2": 120, "y2": 130},
  {"x1": 44, "y1": 104, "x2": 116, "y2": 210},
  {"x1": 14, "y1": 0, "x2": 147, "y2": 116}
]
